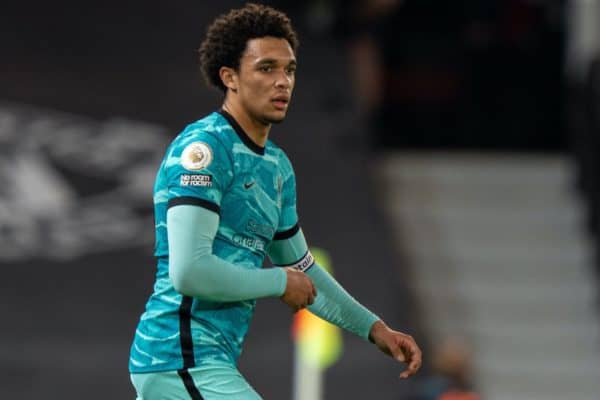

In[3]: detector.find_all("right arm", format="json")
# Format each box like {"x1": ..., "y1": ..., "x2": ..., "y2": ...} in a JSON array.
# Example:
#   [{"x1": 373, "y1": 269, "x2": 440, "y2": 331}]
[{"x1": 167, "y1": 204, "x2": 287, "y2": 301}]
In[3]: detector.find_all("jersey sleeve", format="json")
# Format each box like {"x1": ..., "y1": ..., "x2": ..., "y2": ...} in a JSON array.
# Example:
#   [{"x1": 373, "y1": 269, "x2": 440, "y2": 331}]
[
  {"x1": 165, "y1": 131, "x2": 233, "y2": 213},
  {"x1": 168, "y1": 205, "x2": 287, "y2": 301},
  {"x1": 274, "y1": 151, "x2": 299, "y2": 237},
  {"x1": 268, "y1": 150, "x2": 308, "y2": 266}
]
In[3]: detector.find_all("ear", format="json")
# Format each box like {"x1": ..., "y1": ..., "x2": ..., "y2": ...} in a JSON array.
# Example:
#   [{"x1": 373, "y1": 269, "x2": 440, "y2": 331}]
[{"x1": 219, "y1": 67, "x2": 238, "y2": 92}]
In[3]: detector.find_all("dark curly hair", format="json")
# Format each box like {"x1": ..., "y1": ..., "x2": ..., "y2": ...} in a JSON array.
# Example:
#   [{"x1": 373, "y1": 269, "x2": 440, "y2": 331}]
[{"x1": 198, "y1": 3, "x2": 299, "y2": 92}]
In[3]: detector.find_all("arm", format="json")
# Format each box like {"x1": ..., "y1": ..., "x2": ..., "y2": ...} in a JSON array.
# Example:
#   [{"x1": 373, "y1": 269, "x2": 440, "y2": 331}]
[
  {"x1": 268, "y1": 229, "x2": 377, "y2": 339},
  {"x1": 167, "y1": 204, "x2": 287, "y2": 301},
  {"x1": 309, "y1": 263, "x2": 421, "y2": 378},
  {"x1": 268, "y1": 228, "x2": 422, "y2": 378},
  {"x1": 305, "y1": 261, "x2": 380, "y2": 340}
]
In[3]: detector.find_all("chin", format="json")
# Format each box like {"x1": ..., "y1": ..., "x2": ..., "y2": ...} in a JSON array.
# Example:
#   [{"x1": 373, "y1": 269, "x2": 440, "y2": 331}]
[
  {"x1": 263, "y1": 112, "x2": 287, "y2": 125},
  {"x1": 268, "y1": 116, "x2": 285, "y2": 124}
]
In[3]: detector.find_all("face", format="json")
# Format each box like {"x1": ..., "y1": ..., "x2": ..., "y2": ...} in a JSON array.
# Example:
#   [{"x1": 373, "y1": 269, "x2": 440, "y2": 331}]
[{"x1": 230, "y1": 37, "x2": 296, "y2": 125}]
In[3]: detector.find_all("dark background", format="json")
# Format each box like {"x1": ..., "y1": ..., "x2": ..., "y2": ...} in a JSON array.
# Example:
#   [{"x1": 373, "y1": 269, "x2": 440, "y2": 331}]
[
  {"x1": 1, "y1": 1, "x2": 419, "y2": 399},
  {"x1": 2, "y1": 0, "x2": 597, "y2": 399}
]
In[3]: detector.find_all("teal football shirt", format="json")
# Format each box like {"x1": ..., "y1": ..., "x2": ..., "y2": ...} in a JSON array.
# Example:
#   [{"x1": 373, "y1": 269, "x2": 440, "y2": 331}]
[{"x1": 129, "y1": 111, "x2": 299, "y2": 373}]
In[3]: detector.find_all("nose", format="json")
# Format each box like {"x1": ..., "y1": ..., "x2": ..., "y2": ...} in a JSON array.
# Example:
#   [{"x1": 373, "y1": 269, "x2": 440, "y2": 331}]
[{"x1": 274, "y1": 70, "x2": 292, "y2": 89}]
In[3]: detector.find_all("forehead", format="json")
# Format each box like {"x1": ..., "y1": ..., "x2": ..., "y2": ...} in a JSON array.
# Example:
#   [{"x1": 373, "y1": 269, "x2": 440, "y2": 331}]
[{"x1": 241, "y1": 37, "x2": 296, "y2": 64}]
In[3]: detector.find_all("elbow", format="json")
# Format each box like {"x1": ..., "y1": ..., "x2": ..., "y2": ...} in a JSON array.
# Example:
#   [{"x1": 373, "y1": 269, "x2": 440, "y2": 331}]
[
  {"x1": 171, "y1": 278, "x2": 190, "y2": 296},
  {"x1": 169, "y1": 258, "x2": 219, "y2": 299},
  {"x1": 169, "y1": 260, "x2": 194, "y2": 296}
]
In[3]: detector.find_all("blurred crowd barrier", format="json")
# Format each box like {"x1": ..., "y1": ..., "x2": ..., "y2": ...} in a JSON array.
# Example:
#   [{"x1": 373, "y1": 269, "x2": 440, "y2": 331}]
[{"x1": 0, "y1": 103, "x2": 168, "y2": 261}]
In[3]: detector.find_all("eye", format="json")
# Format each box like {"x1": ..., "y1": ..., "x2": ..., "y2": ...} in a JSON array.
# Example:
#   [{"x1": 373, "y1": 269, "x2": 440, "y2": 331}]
[
  {"x1": 259, "y1": 65, "x2": 272, "y2": 73},
  {"x1": 286, "y1": 66, "x2": 297, "y2": 75}
]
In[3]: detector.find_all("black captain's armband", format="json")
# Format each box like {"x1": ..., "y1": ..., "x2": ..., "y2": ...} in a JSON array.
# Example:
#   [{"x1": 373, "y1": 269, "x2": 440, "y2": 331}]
[{"x1": 279, "y1": 250, "x2": 314, "y2": 272}]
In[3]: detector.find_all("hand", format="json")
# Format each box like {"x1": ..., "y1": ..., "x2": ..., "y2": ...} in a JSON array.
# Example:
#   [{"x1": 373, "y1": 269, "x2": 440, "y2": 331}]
[
  {"x1": 280, "y1": 267, "x2": 317, "y2": 312},
  {"x1": 369, "y1": 320, "x2": 422, "y2": 379}
]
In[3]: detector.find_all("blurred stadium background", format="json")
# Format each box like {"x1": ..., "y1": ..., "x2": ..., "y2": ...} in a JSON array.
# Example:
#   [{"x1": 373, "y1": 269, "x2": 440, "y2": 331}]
[{"x1": 1, "y1": 1, "x2": 599, "y2": 399}]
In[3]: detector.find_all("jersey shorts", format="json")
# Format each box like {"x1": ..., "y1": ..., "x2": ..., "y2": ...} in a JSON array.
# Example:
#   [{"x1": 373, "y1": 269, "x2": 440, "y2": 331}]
[
  {"x1": 129, "y1": 111, "x2": 299, "y2": 375},
  {"x1": 130, "y1": 360, "x2": 261, "y2": 400}
]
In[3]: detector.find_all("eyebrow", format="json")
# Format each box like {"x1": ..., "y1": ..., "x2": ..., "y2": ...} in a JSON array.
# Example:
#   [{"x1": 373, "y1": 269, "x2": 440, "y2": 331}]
[{"x1": 255, "y1": 58, "x2": 297, "y2": 66}]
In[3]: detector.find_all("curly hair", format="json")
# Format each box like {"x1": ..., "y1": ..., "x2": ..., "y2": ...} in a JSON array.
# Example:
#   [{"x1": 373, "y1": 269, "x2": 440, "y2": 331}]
[{"x1": 198, "y1": 3, "x2": 299, "y2": 92}]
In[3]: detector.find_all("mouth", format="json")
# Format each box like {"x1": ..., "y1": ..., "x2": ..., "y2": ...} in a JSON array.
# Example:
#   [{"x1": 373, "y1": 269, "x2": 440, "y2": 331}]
[{"x1": 271, "y1": 95, "x2": 290, "y2": 110}]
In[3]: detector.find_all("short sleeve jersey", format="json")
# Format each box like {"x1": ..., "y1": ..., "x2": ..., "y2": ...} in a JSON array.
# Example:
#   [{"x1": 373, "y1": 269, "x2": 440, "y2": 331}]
[{"x1": 129, "y1": 111, "x2": 298, "y2": 373}]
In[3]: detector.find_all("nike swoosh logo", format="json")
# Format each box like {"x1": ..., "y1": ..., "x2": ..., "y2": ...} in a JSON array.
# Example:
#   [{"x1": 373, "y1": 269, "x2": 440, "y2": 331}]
[{"x1": 244, "y1": 182, "x2": 255, "y2": 189}]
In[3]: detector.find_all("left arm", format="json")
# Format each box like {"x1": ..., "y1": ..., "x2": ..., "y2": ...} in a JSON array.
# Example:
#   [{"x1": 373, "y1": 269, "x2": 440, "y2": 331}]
[
  {"x1": 270, "y1": 152, "x2": 421, "y2": 377},
  {"x1": 267, "y1": 228, "x2": 422, "y2": 378}
]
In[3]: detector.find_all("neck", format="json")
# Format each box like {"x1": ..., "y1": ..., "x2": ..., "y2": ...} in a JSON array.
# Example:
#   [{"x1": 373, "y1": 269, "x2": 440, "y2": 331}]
[{"x1": 222, "y1": 99, "x2": 270, "y2": 147}]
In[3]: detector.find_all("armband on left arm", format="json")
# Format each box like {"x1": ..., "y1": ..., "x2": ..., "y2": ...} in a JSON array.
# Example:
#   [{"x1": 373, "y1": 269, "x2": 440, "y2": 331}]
[{"x1": 268, "y1": 225, "x2": 310, "y2": 267}]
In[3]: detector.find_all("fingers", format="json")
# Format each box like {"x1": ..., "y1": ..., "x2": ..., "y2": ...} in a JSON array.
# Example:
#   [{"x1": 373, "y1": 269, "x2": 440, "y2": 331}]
[
  {"x1": 398, "y1": 337, "x2": 422, "y2": 379},
  {"x1": 301, "y1": 274, "x2": 316, "y2": 307},
  {"x1": 399, "y1": 358, "x2": 421, "y2": 379},
  {"x1": 281, "y1": 269, "x2": 316, "y2": 312},
  {"x1": 388, "y1": 339, "x2": 406, "y2": 362},
  {"x1": 297, "y1": 291, "x2": 315, "y2": 312},
  {"x1": 307, "y1": 283, "x2": 316, "y2": 306}
]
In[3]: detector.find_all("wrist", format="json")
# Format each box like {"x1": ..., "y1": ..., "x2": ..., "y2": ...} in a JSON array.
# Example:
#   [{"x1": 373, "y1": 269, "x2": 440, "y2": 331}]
[
  {"x1": 368, "y1": 319, "x2": 387, "y2": 343},
  {"x1": 276, "y1": 267, "x2": 288, "y2": 297}
]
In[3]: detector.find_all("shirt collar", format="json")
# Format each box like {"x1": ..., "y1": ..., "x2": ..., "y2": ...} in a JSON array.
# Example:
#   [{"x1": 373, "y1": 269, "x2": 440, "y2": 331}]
[{"x1": 218, "y1": 109, "x2": 265, "y2": 156}]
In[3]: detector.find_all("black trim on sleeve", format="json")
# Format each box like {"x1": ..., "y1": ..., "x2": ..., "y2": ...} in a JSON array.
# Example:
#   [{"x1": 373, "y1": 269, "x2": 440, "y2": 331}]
[
  {"x1": 177, "y1": 369, "x2": 204, "y2": 400},
  {"x1": 273, "y1": 223, "x2": 300, "y2": 240},
  {"x1": 178, "y1": 296, "x2": 196, "y2": 369},
  {"x1": 168, "y1": 197, "x2": 220, "y2": 214},
  {"x1": 218, "y1": 109, "x2": 265, "y2": 155}
]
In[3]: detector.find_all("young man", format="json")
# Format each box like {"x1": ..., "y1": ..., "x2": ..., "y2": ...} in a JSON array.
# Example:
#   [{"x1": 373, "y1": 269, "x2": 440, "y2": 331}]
[{"x1": 129, "y1": 3, "x2": 421, "y2": 399}]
